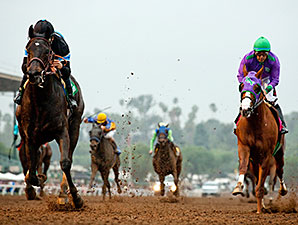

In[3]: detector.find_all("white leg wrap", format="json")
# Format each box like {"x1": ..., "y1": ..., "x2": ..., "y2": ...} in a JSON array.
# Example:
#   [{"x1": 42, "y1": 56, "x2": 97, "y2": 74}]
[
  {"x1": 280, "y1": 178, "x2": 287, "y2": 190},
  {"x1": 238, "y1": 174, "x2": 244, "y2": 185}
]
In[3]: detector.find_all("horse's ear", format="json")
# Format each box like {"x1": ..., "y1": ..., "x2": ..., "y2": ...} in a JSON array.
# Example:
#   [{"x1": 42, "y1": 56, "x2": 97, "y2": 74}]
[
  {"x1": 255, "y1": 66, "x2": 264, "y2": 79},
  {"x1": 243, "y1": 64, "x2": 248, "y2": 77},
  {"x1": 166, "y1": 124, "x2": 169, "y2": 128},
  {"x1": 28, "y1": 25, "x2": 34, "y2": 39},
  {"x1": 158, "y1": 123, "x2": 160, "y2": 128}
]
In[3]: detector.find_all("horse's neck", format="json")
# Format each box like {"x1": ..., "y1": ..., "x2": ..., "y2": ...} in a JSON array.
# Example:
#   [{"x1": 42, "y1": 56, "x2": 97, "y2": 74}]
[
  {"x1": 247, "y1": 102, "x2": 268, "y2": 123},
  {"x1": 28, "y1": 75, "x2": 59, "y2": 102},
  {"x1": 98, "y1": 138, "x2": 112, "y2": 155},
  {"x1": 159, "y1": 144, "x2": 171, "y2": 157}
]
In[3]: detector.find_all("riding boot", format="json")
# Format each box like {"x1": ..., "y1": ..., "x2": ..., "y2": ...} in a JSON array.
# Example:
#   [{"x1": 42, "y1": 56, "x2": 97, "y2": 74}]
[
  {"x1": 110, "y1": 139, "x2": 121, "y2": 155},
  {"x1": 274, "y1": 104, "x2": 288, "y2": 134},
  {"x1": 65, "y1": 78, "x2": 77, "y2": 110},
  {"x1": 170, "y1": 142, "x2": 180, "y2": 156},
  {"x1": 14, "y1": 75, "x2": 27, "y2": 105}
]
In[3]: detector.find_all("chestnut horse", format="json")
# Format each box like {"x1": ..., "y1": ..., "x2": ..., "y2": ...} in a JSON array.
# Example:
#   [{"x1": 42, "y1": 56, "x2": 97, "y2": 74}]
[
  {"x1": 16, "y1": 35, "x2": 84, "y2": 208},
  {"x1": 19, "y1": 142, "x2": 52, "y2": 198},
  {"x1": 152, "y1": 127, "x2": 182, "y2": 196},
  {"x1": 232, "y1": 66, "x2": 287, "y2": 213},
  {"x1": 88, "y1": 124, "x2": 121, "y2": 200}
]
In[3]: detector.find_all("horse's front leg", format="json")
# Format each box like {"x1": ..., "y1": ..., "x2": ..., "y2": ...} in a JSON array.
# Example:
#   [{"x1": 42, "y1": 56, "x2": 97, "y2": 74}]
[
  {"x1": 232, "y1": 144, "x2": 250, "y2": 196},
  {"x1": 159, "y1": 175, "x2": 165, "y2": 196},
  {"x1": 25, "y1": 141, "x2": 41, "y2": 187},
  {"x1": 88, "y1": 162, "x2": 98, "y2": 192},
  {"x1": 57, "y1": 130, "x2": 83, "y2": 208},
  {"x1": 172, "y1": 170, "x2": 179, "y2": 196},
  {"x1": 100, "y1": 171, "x2": 111, "y2": 200},
  {"x1": 255, "y1": 160, "x2": 270, "y2": 214}
]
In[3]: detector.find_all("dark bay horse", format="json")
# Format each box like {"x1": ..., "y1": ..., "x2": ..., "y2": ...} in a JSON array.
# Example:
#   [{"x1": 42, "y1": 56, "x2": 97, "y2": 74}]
[
  {"x1": 88, "y1": 124, "x2": 121, "y2": 200},
  {"x1": 19, "y1": 142, "x2": 52, "y2": 198},
  {"x1": 152, "y1": 130, "x2": 182, "y2": 196},
  {"x1": 232, "y1": 66, "x2": 287, "y2": 213},
  {"x1": 16, "y1": 36, "x2": 84, "y2": 208}
]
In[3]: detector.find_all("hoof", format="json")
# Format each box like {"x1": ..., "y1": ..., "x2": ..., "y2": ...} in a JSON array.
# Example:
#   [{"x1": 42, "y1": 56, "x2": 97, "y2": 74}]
[
  {"x1": 87, "y1": 188, "x2": 95, "y2": 193},
  {"x1": 279, "y1": 189, "x2": 288, "y2": 196},
  {"x1": 173, "y1": 190, "x2": 180, "y2": 197},
  {"x1": 232, "y1": 183, "x2": 244, "y2": 196},
  {"x1": 58, "y1": 192, "x2": 69, "y2": 205},
  {"x1": 25, "y1": 174, "x2": 40, "y2": 187},
  {"x1": 72, "y1": 193, "x2": 84, "y2": 209},
  {"x1": 117, "y1": 188, "x2": 122, "y2": 194},
  {"x1": 38, "y1": 174, "x2": 47, "y2": 183},
  {"x1": 40, "y1": 189, "x2": 46, "y2": 197},
  {"x1": 25, "y1": 186, "x2": 36, "y2": 200}
]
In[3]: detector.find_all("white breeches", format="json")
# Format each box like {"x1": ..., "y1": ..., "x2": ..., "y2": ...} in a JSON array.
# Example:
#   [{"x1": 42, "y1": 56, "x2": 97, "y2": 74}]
[
  {"x1": 262, "y1": 77, "x2": 278, "y2": 103},
  {"x1": 104, "y1": 130, "x2": 116, "y2": 139}
]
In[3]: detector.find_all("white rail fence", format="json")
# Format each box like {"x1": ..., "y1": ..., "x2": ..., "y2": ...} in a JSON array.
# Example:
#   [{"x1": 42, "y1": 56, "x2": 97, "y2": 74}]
[{"x1": 0, "y1": 184, "x2": 103, "y2": 196}]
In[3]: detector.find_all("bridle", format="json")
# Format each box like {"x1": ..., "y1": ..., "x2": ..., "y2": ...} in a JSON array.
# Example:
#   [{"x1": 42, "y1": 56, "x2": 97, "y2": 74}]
[
  {"x1": 26, "y1": 37, "x2": 54, "y2": 70},
  {"x1": 26, "y1": 37, "x2": 56, "y2": 86},
  {"x1": 89, "y1": 124, "x2": 104, "y2": 150},
  {"x1": 240, "y1": 90, "x2": 265, "y2": 116}
]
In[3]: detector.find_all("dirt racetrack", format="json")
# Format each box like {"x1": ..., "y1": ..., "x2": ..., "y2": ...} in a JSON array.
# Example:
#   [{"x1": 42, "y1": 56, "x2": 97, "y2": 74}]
[{"x1": 0, "y1": 194, "x2": 297, "y2": 225}]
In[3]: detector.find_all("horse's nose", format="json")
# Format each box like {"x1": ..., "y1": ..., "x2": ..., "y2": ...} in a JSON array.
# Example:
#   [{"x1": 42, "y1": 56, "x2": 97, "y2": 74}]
[
  {"x1": 90, "y1": 143, "x2": 96, "y2": 150},
  {"x1": 241, "y1": 109, "x2": 251, "y2": 118}
]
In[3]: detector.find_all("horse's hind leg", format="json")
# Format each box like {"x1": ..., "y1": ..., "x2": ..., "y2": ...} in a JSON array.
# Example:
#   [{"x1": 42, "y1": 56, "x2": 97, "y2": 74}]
[
  {"x1": 244, "y1": 175, "x2": 250, "y2": 198},
  {"x1": 113, "y1": 159, "x2": 122, "y2": 194},
  {"x1": 40, "y1": 147, "x2": 52, "y2": 197},
  {"x1": 275, "y1": 138, "x2": 287, "y2": 197},
  {"x1": 268, "y1": 159, "x2": 277, "y2": 203}
]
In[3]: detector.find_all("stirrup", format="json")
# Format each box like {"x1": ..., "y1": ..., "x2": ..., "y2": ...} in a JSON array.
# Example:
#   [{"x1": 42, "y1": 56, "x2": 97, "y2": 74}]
[
  {"x1": 67, "y1": 97, "x2": 77, "y2": 110},
  {"x1": 115, "y1": 148, "x2": 121, "y2": 155},
  {"x1": 281, "y1": 127, "x2": 288, "y2": 134}
]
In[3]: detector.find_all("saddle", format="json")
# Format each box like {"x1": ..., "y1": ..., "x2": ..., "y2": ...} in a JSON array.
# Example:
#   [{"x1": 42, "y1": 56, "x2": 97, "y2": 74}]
[{"x1": 264, "y1": 101, "x2": 283, "y2": 156}]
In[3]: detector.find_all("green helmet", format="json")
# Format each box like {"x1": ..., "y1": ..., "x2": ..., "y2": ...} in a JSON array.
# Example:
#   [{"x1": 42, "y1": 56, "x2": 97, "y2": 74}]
[{"x1": 253, "y1": 37, "x2": 271, "y2": 52}]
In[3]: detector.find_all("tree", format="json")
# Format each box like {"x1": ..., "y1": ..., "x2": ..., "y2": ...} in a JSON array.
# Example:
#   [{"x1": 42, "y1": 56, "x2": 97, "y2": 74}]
[
  {"x1": 184, "y1": 105, "x2": 199, "y2": 145},
  {"x1": 209, "y1": 103, "x2": 218, "y2": 113}
]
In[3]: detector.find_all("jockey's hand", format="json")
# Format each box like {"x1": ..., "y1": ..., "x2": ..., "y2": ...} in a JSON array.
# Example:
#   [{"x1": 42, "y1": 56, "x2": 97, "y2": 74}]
[
  {"x1": 83, "y1": 118, "x2": 88, "y2": 123},
  {"x1": 53, "y1": 59, "x2": 63, "y2": 70},
  {"x1": 265, "y1": 85, "x2": 273, "y2": 94},
  {"x1": 149, "y1": 150, "x2": 153, "y2": 155}
]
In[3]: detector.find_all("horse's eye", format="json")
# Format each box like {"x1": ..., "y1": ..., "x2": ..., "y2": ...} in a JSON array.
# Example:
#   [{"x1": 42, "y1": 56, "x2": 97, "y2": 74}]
[
  {"x1": 253, "y1": 84, "x2": 261, "y2": 94},
  {"x1": 239, "y1": 83, "x2": 244, "y2": 92}
]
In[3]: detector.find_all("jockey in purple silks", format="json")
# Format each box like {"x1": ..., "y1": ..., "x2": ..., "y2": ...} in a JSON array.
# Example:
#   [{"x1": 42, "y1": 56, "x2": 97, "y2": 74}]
[{"x1": 236, "y1": 36, "x2": 288, "y2": 134}]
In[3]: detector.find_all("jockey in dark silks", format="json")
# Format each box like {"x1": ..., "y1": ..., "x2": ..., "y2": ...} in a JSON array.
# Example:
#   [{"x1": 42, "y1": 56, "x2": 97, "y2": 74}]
[
  {"x1": 236, "y1": 36, "x2": 288, "y2": 134},
  {"x1": 149, "y1": 122, "x2": 180, "y2": 156},
  {"x1": 14, "y1": 19, "x2": 77, "y2": 110}
]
